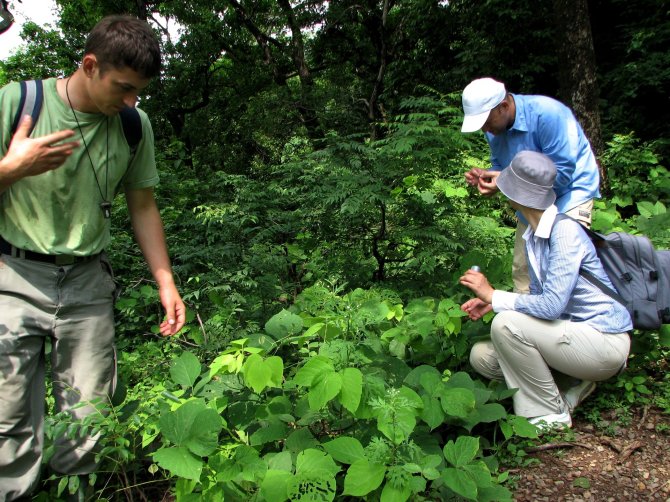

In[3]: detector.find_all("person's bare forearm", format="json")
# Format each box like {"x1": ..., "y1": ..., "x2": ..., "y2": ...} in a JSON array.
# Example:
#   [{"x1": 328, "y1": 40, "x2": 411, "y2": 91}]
[
  {"x1": 126, "y1": 188, "x2": 175, "y2": 287},
  {"x1": 126, "y1": 187, "x2": 186, "y2": 335}
]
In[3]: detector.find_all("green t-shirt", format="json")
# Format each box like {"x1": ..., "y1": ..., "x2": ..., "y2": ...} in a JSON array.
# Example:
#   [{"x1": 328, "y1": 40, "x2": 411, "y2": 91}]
[{"x1": 0, "y1": 78, "x2": 159, "y2": 255}]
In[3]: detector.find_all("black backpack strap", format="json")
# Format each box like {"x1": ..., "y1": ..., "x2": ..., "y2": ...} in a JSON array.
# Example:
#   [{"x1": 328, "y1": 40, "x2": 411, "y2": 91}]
[
  {"x1": 10, "y1": 83, "x2": 141, "y2": 150},
  {"x1": 11, "y1": 79, "x2": 43, "y2": 136},
  {"x1": 119, "y1": 106, "x2": 142, "y2": 152},
  {"x1": 553, "y1": 213, "x2": 626, "y2": 306},
  {"x1": 578, "y1": 268, "x2": 626, "y2": 305}
]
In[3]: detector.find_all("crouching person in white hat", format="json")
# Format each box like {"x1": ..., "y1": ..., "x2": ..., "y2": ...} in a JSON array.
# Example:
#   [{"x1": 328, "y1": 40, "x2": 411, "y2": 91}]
[{"x1": 459, "y1": 150, "x2": 632, "y2": 431}]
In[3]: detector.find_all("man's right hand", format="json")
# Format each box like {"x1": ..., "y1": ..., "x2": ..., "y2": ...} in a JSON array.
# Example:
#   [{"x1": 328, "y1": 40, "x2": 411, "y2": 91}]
[
  {"x1": 464, "y1": 167, "x2": 499, "y2": 196},
  {"x1": 464, "y1": 167, "x2": 486, "y2": 186},
  {"x1": 0, "y1": 115, "x2": 79, "y2": 188}
]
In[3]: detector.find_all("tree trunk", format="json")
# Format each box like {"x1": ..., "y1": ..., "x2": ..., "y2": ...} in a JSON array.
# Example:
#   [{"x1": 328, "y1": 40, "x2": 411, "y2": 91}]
[
  {"x1": 367, "y1": 0, "x2": 390, "y2": 141},
  {"x1": 552, "y1": 0, "x2": 608, "y2": 192},
  {"x1": 277, "y1": 0, "x2": 323, "y2": 140}
]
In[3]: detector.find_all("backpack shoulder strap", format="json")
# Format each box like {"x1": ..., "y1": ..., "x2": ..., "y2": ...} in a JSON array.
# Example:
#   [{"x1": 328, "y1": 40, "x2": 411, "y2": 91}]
[
  {"x1": 10, "y1": 83, "x2": 142, "y2": 151},
  {"x1": 579, "y1": 267, "x2": 626, "y2": 305},
  {"x1": 119, "y1": 106, "x2": 142, "y2": 153},
  {"x1": 11, "y1": 79, "x2": 44, "y2": 136},
  {"x1": 554, "y1": 213, "x2": 626, "y2": 305}
]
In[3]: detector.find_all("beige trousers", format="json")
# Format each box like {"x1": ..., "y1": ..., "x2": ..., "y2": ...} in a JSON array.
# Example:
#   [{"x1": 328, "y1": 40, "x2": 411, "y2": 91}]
[
  {"x1": 470, "y1": 310, "x2": 630, "y2": 418},
  {"x1": 0, "y1": 253, "x2": 118, "y2": 501},
  {"x1": 512, "y1": 199, "x2": 594, "y2": 294}
]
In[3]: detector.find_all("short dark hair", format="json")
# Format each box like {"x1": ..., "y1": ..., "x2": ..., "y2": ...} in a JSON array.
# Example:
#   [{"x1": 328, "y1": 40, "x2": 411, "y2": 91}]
[{"x1": 85, "y1": 15, "x2": 161, "y2": 78}]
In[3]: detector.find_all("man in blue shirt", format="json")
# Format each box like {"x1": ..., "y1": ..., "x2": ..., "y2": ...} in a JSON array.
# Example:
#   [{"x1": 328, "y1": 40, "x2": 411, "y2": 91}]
[{"x1": 460, "y1": 77, "x2": 600, "y2": 294}]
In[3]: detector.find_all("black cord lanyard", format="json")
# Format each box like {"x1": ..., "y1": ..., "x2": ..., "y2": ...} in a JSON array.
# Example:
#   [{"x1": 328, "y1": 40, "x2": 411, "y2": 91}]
[{"x1": 65, "y1": 77, "x2": 111, "y2": 218}]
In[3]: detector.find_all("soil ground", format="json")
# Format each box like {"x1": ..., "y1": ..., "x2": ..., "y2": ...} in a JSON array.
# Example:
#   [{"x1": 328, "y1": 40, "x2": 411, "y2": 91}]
[{"x1": 507, "y1": 406, "x2": 670, "y2": 501}]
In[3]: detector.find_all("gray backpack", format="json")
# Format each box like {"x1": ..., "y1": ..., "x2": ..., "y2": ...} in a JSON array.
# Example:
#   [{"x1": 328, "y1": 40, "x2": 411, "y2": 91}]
[{"x1": 557, "y1": 214, "x2": 670, "y2": 330}]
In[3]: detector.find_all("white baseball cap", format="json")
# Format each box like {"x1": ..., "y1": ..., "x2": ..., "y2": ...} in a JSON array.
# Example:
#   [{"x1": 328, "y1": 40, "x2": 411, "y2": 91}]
[{"x1": 461, "y1": 78, "x2": 507, "y2": 133}]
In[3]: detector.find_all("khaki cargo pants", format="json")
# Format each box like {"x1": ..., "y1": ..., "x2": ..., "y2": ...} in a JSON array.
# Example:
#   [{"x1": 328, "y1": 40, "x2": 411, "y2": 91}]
[
  {"x1": 470, "y1": 310, "x2": 630, "y2": 418},
  {"x1": 0, "y1": 252, "x2": 117, "y2": 501}
]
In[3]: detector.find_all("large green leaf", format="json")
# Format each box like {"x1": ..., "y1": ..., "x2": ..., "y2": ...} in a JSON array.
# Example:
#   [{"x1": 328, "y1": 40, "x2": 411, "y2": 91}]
[
  {"x1": 308, "y1": 370, "x2": 342, "y2": 411},
  {"x1": 295, "y1": 449, "x2": 340, "y2": 477},
  {"x1": 442, "y1": 467, "x2": 478, "y2": 500},
  {"x1": 444, "y1": 371, "x2": 475, "y2": 390},
  {"x1": 286, "y1": 471, "x2": 336, "y2": 502},
  {"x1": 360, "y1": 299, "x2": 392, "y2": 322},
  {"x1": 406, "y1": 311, "x2": 435, "y2": 337},
  {"x1": 285, "y1": 428, "x2": 319, "y2": 453},
  {"x1": 461, "y1": 401, "x2": 509, "y2": 431},
  {"x1": 267, "y1": 451, "x2": 294, "y2": 472},
  {"x1": 478, "y1": 484, "x2": 514, "y2": 501},
  {"x1": 420, "y1": 394, "x2": 446, "y2": 430},
  {"x1": 443, "y1": 436, "x2": 480, "y2": 468},
  {"x1": 338, "y1": 367, "x2": 363, "y2": 413},
  {"x1": 322, "y1": 436, "x2": 366, "y2": 464},
  {"x1": 438, "y1": 387, "x2": 476, "y2": 418},
  {"x1": 475, "y1": 402, "x2": 507, "y2": 423},
  {"x1": 250, "y1": 420, "x2": 288, "y2": 446},
  {"x1": 293, "y1": 356, "x2": 334, "y2": 387},
  {"x1": 462, "y1": 461, "x2": 493, "y2": 487},
  {"x1": 403, "y1": 365, "x2": 442, "y2": 390},
  {"x1": 265, "y1": 356, "x2": 285, "y2": 387},
  {"x1": 260, "y1": 470, "x2": 292, "y2": 502},
  {"x1": 398, "y1": 386, "x2": 424, "y2": 409},
  {"x1": 343, "y1": 459, "x2": 386, "y2": 496},
  {"x1": 377, "y1": 406, "x2": 416, "y2": 445},
  {"x1": 381, "y1": 480, "x2": 412, "y2": 502},
  {"x1": 159, "y1": 399, "x2": 222, "y2": 456},
  {"x1": 242, "y1": 354, "x2": 284, "y2": 394},
  {"x1": 265, "y1": 309, "x2": 304, "y2": 339},
  {"x1": 508, "y1": 415, "x2": 539, "y2": 438},
  {"x1": 170, "y1": 352, "x2": 202, "y2": 389},
  {"x1": 242, "y1": 353, "x2": 271, "y2": 393},
  {"x1": 153, "y1": 446, "x2": 203, "y2": 481},
  {"x1": 419, "y1": 371, "x2": 443, "y2": 396}
]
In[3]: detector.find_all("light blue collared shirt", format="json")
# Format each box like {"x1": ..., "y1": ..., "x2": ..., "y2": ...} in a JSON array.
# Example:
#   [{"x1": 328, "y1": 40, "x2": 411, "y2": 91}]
[
  {"x1": 492, "y1": 206, "x2": 633, "y2": 333},
  {"x1": 486, "y1": 94, "x2": 600, "y2": 213}
]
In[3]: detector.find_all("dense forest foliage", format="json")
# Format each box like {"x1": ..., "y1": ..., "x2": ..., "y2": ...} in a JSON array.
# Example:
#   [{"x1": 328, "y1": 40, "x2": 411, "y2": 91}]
[{"x1": 1, "y1": 0, "x2": 669, "y2": 500}]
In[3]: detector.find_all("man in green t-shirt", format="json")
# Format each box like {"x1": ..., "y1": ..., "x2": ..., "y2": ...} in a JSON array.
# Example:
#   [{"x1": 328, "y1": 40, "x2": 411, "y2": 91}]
[{"x1": 0, "y1": 15, "x2": 185, "y2": 500}]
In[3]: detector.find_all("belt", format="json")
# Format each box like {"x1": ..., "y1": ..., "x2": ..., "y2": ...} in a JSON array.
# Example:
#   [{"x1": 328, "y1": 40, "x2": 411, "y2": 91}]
[{"x1": 0, "y1": 237, "x2": 96, "y2": 266}]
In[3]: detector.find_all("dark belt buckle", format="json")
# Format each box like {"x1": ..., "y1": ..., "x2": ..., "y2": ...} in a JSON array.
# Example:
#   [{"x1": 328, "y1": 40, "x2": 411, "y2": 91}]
[{"x1": 54, "y1": 255, "x2": 77, "y2": 266}]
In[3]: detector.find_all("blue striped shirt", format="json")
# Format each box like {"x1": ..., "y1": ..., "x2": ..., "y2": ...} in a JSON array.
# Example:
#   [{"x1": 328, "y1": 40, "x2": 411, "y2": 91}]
[
  {"x1": 492, "y1": 206, "x2": 633, "y2": 333},
  {"x1": 486, "y1": 94, "x2": 600, "y2": 214}
]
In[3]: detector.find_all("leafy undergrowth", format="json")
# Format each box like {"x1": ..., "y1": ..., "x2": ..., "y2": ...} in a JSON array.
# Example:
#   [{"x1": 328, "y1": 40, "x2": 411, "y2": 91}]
[
  {"x1": 36, "y1": 282, "x2": 670, "y2": 501},
  {"x1": 39, "y1": 285, "x2": 541, "y2": 501}
]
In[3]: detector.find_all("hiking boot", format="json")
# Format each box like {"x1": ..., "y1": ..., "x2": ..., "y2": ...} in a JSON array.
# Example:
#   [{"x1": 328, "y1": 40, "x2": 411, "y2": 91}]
[
  {"x1": 564, "y1": 380, "x2": 596, "y2": 413},
  {"x1": 529, "y1": 410, "x2": 572, "y2": 432}
]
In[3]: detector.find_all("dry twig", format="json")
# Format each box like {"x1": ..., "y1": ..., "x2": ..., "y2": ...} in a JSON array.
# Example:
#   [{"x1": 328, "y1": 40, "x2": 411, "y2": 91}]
[
  {"x1": 526, "y1": 441, "x2": 592, "y2": 453},
  {"x1": 617, "y1": 440, "x2": 644, "y2": 463},
  {"x1": 600, "y1": 437, "x2": 621, "y2": 453}
]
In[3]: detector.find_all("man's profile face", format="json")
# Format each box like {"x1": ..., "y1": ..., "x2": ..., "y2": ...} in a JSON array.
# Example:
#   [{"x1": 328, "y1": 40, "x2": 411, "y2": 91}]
[
  {"x1": 87, "y1": 58, "x2": 151, "y2": 115},
  {"x1": 481, "y1": 103, "x2": 509, "y2": 136}
]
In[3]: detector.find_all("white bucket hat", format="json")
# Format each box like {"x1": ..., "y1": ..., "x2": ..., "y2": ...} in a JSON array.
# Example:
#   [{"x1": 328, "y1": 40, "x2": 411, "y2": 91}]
[
  {"x1": 461, "y1": 78, "x2": 507, "y2": 133},
  {"x1": 497, "y1": 151, "x2": 557, "y2": 210}
]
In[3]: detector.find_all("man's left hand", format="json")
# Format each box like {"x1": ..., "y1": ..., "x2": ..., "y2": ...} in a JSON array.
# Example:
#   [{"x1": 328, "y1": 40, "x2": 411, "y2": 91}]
[{"x1": 477, "y1": 170, "x2": 500, "y2": 196}]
